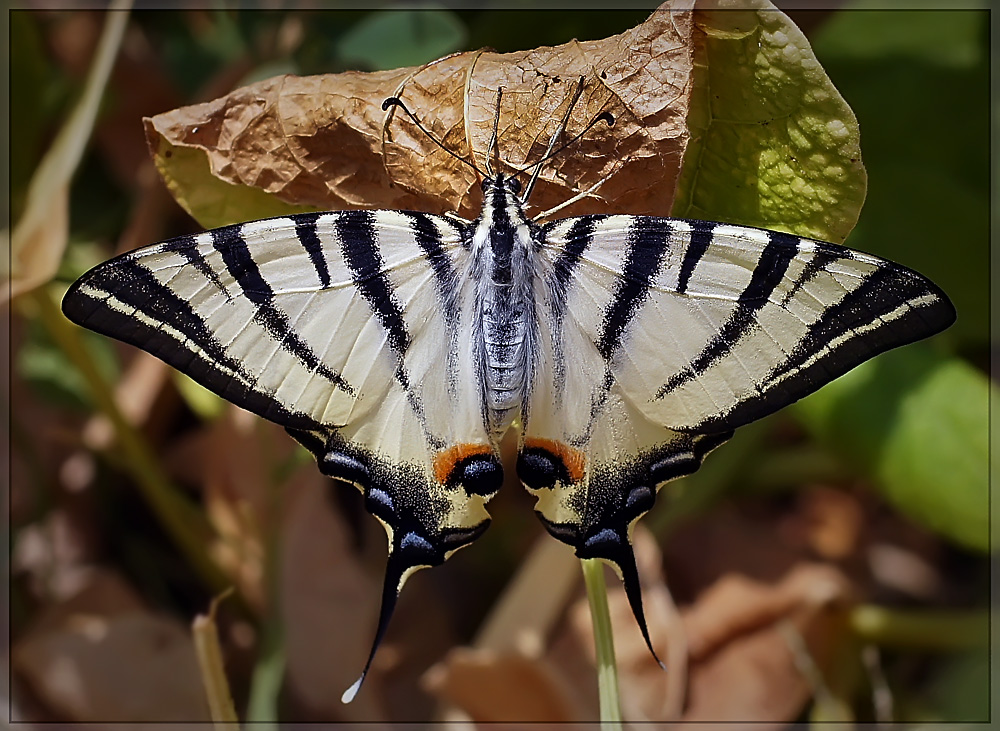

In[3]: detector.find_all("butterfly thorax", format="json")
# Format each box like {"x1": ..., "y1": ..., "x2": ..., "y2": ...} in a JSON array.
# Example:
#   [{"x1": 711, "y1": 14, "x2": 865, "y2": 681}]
[{"x1": 469, "y1": 174, "x2": 539, "y2": 437}]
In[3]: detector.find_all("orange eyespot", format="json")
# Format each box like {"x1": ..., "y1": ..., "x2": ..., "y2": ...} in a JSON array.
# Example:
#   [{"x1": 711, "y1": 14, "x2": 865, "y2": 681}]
[
  {"x1": 522, "y1": 438, "x2": 586, "y2": 483},
  {"x1": 433, "y1": 443, "x2": 494, "y2": 485}
]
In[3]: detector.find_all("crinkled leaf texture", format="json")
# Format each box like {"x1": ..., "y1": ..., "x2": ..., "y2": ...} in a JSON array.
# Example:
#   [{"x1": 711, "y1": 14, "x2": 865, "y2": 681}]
[
  {"x1": 146, "y1": 0, "x2": 866, "y2": 243},
  {"x1": 146, "y1": 1, "x2": 698, "y2": 229},
  {"x1": 141, "y1": 4, "x2": 983, "y2": 553}
]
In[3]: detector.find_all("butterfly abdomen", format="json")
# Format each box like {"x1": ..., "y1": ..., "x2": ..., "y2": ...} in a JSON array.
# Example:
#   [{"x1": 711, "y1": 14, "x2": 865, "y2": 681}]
[{"x1": 469, "y1": 175, "x2": 541, "y2": 436}]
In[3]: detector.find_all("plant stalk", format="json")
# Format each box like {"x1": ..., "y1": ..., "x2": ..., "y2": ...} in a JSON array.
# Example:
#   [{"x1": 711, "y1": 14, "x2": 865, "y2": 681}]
[{"x1": 581, "y1": 557, "x2": 623, "y2": 730}]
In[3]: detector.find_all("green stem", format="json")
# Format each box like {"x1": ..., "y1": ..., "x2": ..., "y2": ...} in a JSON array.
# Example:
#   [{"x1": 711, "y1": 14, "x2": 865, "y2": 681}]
[
  {"x1": 850, "y1": 605, "x2": 988, "y2": 650},
  {"x1": 245, "y1": 601, "x2": 284, "y2": 727},
  {"x1": 580, "y1": 558, "x2": 623, "y2": 730}
]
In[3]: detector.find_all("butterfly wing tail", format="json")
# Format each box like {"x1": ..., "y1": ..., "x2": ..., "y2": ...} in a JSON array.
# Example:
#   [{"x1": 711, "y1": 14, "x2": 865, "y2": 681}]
[{"x1": 288, "y1": 427, "x2": 495, "y2": 702}]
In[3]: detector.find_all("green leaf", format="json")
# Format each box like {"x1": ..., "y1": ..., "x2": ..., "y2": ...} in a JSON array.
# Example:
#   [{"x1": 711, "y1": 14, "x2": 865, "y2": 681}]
[
  {"x1": 336, "y1": 9, "x2": 466, "y2": 71},
  {"x1": 674, "y1": 1, "x2": 866, "y2": 244},
  {"x1": 792, "y1": 348, "x2": 990, "y2": 552},
  {"x1": 921, "y1": 646, "x2": 989, "y2": 722},
  {"x1": 150, "y1": 135, "x2": 318, "y2": 229}
]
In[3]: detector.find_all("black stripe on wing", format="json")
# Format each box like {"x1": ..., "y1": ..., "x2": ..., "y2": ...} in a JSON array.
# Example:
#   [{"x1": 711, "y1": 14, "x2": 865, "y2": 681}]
[
  {"x1": 677, "y1": 219, "x2": 714, "y2": 294},
  {"x1": 409, "y1": 211, "x2": 460, "y2": 326},
  {"x1": 337, "y1": 211, "x2": 411, "y2": 356},
  {"x1": 540, "y1": 215, "x2": 606, "y2": 404},
  {"x1": 779, "y1": 246, "x2": 841, "y2": 307},
  {"x1": 162, "y1": 234, "x2": 228, "y2": 295},
  {"x1": 694, "y1": 263, "x2": 956, "y2": 431},
  {"x1": 293, "y1": 212, "x2": 332, "y2": 288},
  {"x1": 548, "y1": 215, "x2": 604, "y2": 301},
  {"x1": 62, "y1": 257, "x2": 325, "y2": 432},
  {"x1": 656, "y1": 229, "x2": 799, "y2": 397},
  {"x1": 212, "y1": 226, "x2": 353, "y2": 394},
  {"x1": 597, "y1": 218, "x2": 672, "y2": 360}
]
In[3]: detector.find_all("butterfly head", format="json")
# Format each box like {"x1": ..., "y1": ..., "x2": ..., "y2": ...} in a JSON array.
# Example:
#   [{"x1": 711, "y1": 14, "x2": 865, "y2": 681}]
[{"x1": 480, "y1": 172, "x2": 524, "y2": 211}]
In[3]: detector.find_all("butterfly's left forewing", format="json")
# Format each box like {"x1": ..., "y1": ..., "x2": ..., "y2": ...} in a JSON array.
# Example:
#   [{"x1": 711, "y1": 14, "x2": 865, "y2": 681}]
[
  {"x1": 521, "y1": 213, "x2": 955, "y2": 659},
  {"x1": 63, "y1": 209, "x2": 501, "y2": 697}
]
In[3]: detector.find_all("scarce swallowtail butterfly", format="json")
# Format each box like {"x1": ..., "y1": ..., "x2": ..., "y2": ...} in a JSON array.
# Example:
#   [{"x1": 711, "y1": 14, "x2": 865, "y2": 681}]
[{"x1": 62, "y1": 88, "x2": 955, "y2": 703}]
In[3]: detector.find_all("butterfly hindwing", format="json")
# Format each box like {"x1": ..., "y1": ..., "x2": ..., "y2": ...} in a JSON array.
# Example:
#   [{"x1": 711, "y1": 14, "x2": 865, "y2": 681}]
[
  {"x1": 62, "y1": 208, "x2": 503, "y2": 697},
  {"x1": 520, "y1": 213, "x2": 955, "y2": 658}
]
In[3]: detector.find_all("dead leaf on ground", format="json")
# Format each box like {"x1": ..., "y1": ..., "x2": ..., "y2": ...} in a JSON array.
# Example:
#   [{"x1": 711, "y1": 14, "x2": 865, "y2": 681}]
[
  {"x1": 543, "y1": 524, "x2": 853, "y2": 724},
  {"x1": 13, "y1": 569, "x2": 210, "y2": 723},
  {"x1": 597, "y1": 561, "x2": 852, "y2": 723},
  {"x1": 421, "y1": 536, "x2": 587, "y2": 722},
  {"x1": 144, "y1": 0, "x2": 696, "y2": 228},
  {"x1": 423, "y1": 648, "x2": 584, "y2": 724}
]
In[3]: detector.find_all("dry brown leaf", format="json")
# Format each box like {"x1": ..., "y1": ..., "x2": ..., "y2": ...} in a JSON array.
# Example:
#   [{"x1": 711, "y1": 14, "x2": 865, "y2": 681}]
[
  {"x1": 13, "y1": 569, "x2": 210, "y2": 723},
  {"x1": 683, "y1": 563, "x2": 853, "y2": 661},
  {"x1": 594, "y1": 563, "x2": 853, "y2": 723},
  {"x1": 559, "y1": 526, "x2": 853, "y2": 723},
  {"x1": 679, "y1": 564, "x2": 853, "y2": 722},
  {"x1": 423, "y1": 648, "x2": 583, "y2": 724},
  {"x1": 145, "y1": 1, "x2": 695, "y2": 227},
  {"x1": 421, "y1": 535, "x2": 582, "y2": 724}
]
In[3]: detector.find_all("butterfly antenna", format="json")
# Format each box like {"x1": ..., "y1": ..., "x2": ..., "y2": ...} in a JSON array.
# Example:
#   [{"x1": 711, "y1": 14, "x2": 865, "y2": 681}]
[
  {"x1": 484, "y1": 87, "x2": 504, "y2": 178},
  {"x1": 519, "y1": 109, "x2": 615, "y2": 180},
  {"x1": 382, "y1": 96, "x2": 480, "y2": 176},
  {"x1": 520, "y1": 77, "x2": 585, "y2": 202},
  {"x1": 516, "y1": 79, "x2": 615, "y2": 202}
]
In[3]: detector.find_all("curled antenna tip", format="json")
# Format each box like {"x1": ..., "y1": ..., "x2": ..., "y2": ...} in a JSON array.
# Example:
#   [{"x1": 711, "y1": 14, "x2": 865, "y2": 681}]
[
  {"x1": 341, "y1": 674, "x2": 365, "y2": 704},
  {"x1": 599, "y1": 112, "x2": 615, "y2": 126},
  {"x1": 382, "y1": 96, "x2": 403, "y2": 111}
]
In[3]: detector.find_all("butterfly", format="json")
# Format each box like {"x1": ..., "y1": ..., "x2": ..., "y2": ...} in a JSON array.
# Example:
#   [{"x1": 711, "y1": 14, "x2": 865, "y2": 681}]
[{"x1": 62, "y1": 88, "x2": 955, "y2": 702}]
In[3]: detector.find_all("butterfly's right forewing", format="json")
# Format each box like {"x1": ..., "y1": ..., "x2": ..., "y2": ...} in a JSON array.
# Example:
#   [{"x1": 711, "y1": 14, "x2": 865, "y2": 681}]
[{"x1": 520, "y1": 212, "x2": 955, "y2": 664}]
